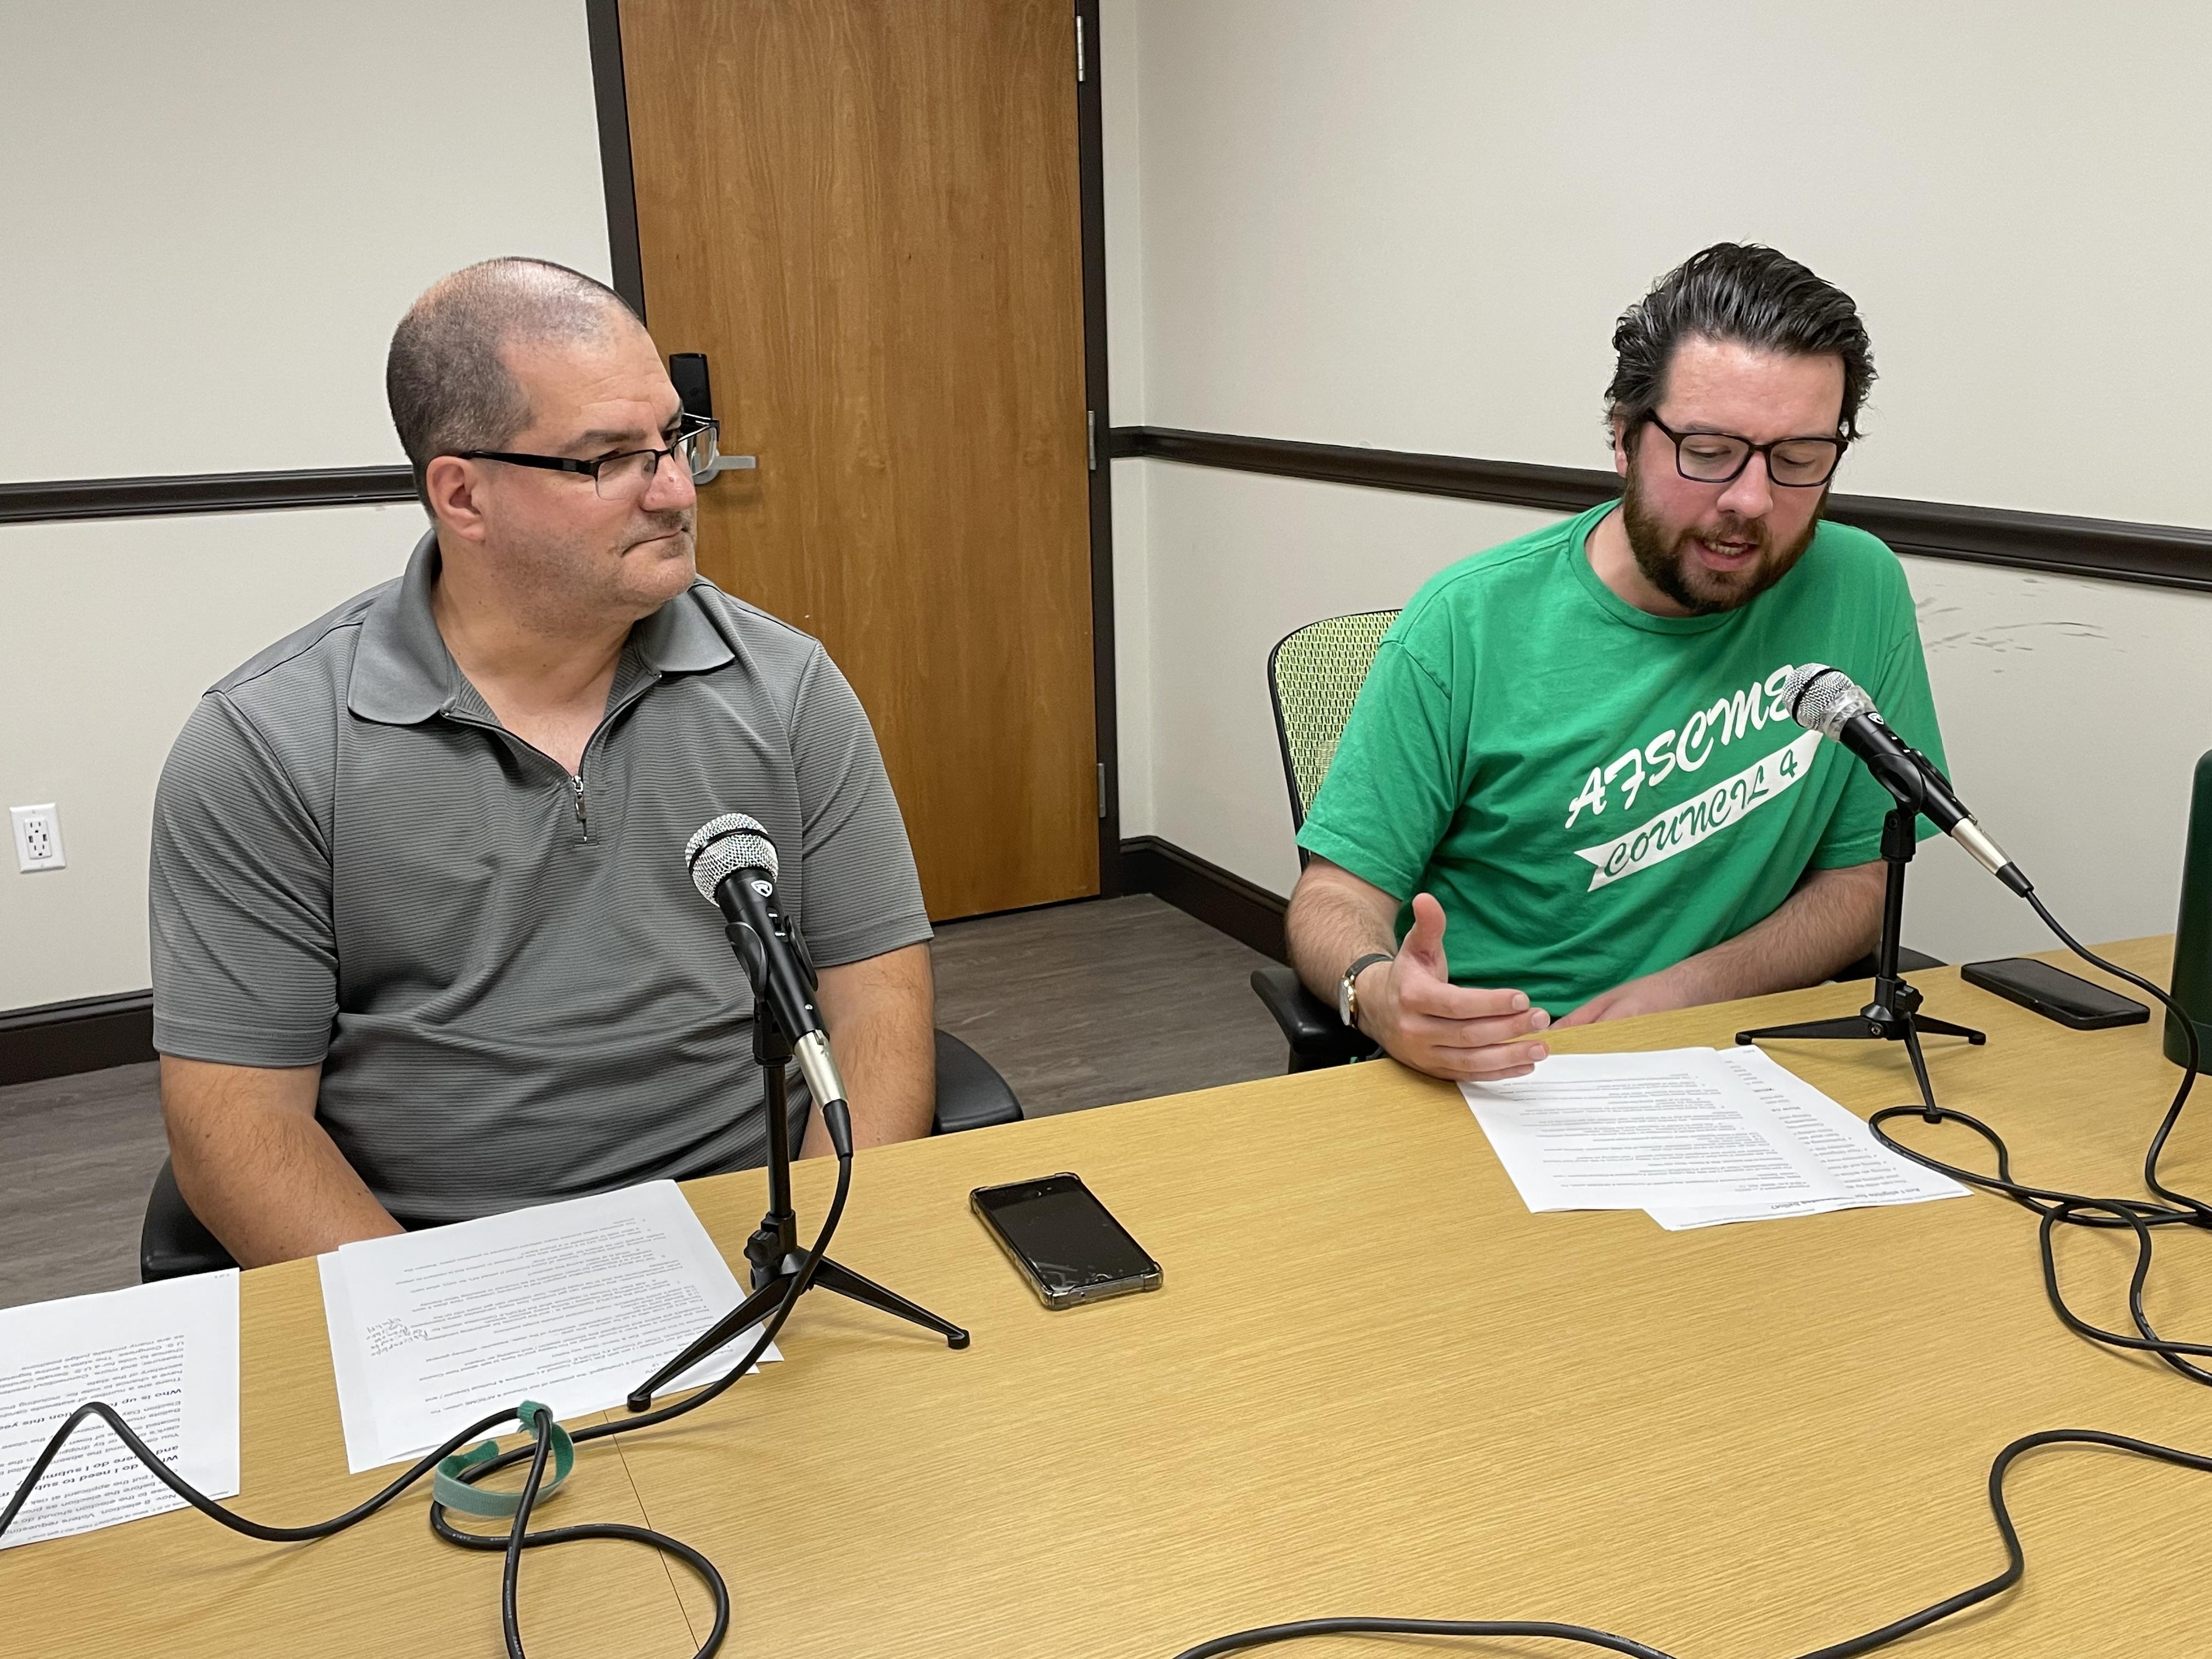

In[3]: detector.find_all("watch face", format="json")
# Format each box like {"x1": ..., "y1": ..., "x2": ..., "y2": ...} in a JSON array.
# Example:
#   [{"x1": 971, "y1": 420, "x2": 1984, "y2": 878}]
[{"x1": 1338, "y1": 978, "x2": 1356, "y2": 1025}]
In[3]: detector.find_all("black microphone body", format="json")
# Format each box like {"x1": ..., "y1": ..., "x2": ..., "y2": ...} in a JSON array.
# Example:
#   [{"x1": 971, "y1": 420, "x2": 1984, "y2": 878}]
[
  {"x1": 1785, "y1": 663, "x2": 2033, "y2": 898},
  {"x1": 1830, "y1": 709, "x2": 1972, "y2": 834},
  {"x1": 685, "y1": 813, "x2": 854, "y2": 1156},
  {"x1": 708, "y1": 859, "x2": 825, "y2": 1056}
]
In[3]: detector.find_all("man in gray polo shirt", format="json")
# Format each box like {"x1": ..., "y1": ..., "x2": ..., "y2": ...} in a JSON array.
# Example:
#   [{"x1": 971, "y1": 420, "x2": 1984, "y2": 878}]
[{"x1": 151, "y1": 258, "x2": 935, "y2": 1267}]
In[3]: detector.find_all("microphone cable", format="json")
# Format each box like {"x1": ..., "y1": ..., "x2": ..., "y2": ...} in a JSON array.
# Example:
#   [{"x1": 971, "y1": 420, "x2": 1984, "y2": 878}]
[
  {"x1": 0, "y1": 1138, "x2": 856, "y2": 1659},
  {"x1": 1169, "y1": 1429, "x2": 2212, "y2": 1659},
  {"x1": 1863, "y1": 891, "x2": 2212, "y2": 1386}
]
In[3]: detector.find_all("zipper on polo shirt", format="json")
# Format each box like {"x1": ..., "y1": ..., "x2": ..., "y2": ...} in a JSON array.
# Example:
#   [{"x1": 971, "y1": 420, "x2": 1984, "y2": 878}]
[{"x1": 571, "y1": 772, "x2": 590, "y2": 840}]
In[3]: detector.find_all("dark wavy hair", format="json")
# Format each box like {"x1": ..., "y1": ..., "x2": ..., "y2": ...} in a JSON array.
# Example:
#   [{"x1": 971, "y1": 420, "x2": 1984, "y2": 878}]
[{"x1": 1605, "y1": 243, "x2": 1875, "y2": 442}]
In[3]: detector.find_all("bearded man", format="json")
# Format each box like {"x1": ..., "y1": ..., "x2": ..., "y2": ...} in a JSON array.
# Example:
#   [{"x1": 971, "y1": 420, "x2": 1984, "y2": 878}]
[{"x1": 1285, "y1": 242, "x2": 1947, "y2": 1082}]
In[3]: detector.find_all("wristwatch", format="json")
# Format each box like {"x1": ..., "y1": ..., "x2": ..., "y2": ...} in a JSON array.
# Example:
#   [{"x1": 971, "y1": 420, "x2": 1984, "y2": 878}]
[{"x1": 1338, "y1": 951, "x2": 1396, "y2": 1029}]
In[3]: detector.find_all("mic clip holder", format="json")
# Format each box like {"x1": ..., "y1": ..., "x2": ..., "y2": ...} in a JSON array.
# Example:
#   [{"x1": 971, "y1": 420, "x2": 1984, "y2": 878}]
[
  {"x1": 1736, "y1": 783, "x2": 1985, "y2": 1119},
  {"x1": 625, "y1": 921, "x2": 968, "y2": 1415}
]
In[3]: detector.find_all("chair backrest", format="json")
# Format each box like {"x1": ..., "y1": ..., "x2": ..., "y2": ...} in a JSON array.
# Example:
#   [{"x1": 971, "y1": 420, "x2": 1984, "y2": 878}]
[{"x1": 1265, "y1": 609, "x2": 1401, "y2": 834}]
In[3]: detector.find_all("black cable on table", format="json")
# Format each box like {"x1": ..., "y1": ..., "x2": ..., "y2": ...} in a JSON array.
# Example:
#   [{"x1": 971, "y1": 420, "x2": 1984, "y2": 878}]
[
  {"x1": 1864, "y1": 894, "x2": 2212, "y2": 1385},
  {"x1": 0, "y1": 1147, "x2": 855, "y2": 1659},
  {"x1": 1170, "y1": 1430, "x2": 2212, "y2": 1659}
]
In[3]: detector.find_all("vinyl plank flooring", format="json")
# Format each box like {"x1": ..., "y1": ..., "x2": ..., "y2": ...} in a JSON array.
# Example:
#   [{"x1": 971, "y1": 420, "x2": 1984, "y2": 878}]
[{"x1": 0, "y1": 896, "x2": 1290, "y2": 1311}]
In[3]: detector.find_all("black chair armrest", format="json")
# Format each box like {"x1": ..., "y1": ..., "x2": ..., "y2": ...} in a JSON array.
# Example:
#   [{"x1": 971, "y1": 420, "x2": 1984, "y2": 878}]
[
  {"x1": 141, "y1": 1158, "x2": 238, "y2": 1283},
  {"x1": 1835, "y1": 946, "x2": 1945, "y2": 981},
  {"x1": 932, "y1": 1030, "x2": 1023, "y2": 1135},
  {"x1": 1251, "y1": 964, "x2": 1378, "y2": 1071}
]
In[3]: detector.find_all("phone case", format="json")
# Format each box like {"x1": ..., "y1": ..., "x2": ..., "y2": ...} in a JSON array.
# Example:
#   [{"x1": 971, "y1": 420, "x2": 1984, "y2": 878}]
[
  {"x1": 1960, "y1": 959, "x2": 2148, "y2": 1030},
  {"x1": 970, "y1": 1178, "x2": 1163, "y2": 1310}
]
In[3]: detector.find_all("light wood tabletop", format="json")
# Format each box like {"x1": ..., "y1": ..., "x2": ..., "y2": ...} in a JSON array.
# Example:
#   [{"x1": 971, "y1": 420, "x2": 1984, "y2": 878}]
[{"x1": 10, "y1": 938, "x2": 2209, "y2": 1659}]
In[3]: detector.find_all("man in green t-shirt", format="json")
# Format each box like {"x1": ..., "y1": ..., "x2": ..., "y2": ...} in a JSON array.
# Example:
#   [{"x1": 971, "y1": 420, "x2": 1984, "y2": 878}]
[{"x1": 1288, "y1": 243, "x2": 1946, "y2": 1083}]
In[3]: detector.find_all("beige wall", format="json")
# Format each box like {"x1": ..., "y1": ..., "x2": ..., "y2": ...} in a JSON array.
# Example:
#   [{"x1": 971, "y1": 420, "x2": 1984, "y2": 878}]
[
  {"x1": 0, "y1": 3, "x2": 608, "y2": 1011},
  {"x1": 1107, "y1": 0, "x2": 2212, "y2": 963}
]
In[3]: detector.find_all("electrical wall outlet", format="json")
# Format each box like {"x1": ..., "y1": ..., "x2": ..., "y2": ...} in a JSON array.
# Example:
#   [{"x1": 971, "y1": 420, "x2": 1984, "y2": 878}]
[{"x1": 12, "y1": 804, "x2": 66, "y2": 872}]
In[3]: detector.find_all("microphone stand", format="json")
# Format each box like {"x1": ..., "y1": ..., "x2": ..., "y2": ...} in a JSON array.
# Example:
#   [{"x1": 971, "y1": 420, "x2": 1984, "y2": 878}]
[
  {"x1": 1736, "y1": 777, "x2": 1984, "y2": 1117},
  {"x1": 626, "y1": 921, "x2": 968, "y2": 1413}
]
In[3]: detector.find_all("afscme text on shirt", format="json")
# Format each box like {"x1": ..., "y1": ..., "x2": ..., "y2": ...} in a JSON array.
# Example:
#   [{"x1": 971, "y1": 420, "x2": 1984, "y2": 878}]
[{"x1": 1562, "y1": 663, "x2": 1796, "y2": 830}]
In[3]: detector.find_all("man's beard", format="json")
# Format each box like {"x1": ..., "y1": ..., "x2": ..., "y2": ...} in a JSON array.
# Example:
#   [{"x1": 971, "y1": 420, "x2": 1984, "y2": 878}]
[{"x1": 1620, "y1": 464, "x2": 1822, "y2": 616}]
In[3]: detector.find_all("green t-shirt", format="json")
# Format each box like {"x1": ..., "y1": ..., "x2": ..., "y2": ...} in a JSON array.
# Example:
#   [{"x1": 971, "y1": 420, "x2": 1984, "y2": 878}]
[{"x1": 1296, "y1": 500, "x2": 1948, "y2": 1014}]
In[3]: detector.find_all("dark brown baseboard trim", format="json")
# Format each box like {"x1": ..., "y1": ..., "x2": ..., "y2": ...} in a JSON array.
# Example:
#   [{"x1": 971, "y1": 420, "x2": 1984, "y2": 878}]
[
  {"x1": 0, "y1": 991, "x2": 155, "y2": 1088},
  {"x1": 0, "y1": 467, "x2": 419, "y2": 527},
  {"x1": 1109, "y1": 425, "x2": 2212, "y2": 594},
  {"x1": 1120, "y1": 835, "x2": 1288, "y2": 962}
]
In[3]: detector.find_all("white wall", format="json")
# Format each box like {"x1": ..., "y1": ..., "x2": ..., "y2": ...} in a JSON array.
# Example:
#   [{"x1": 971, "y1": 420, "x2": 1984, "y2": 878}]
[
  {"x1": 0, "y1": 508, "x2": 424, "y2": 1009},
  {"x1": 0, "y1": 3, "x2": 608, "y2": 478},
  {"x1": 0, "y1": 3, "x2": 608, "y2": 1010},
  {"x1": 1108, "y1": 0, "x2": 2212, "y2": 962}
]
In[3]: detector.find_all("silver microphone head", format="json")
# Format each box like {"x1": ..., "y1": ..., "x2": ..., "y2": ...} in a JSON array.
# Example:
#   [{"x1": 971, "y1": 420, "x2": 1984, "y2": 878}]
[
  {"x1": 686, "y1": 812, "x2": 779, "y2": 904},
  {"x1": 1782, "y1": 662, "x2": 1876, "y2": 739}
]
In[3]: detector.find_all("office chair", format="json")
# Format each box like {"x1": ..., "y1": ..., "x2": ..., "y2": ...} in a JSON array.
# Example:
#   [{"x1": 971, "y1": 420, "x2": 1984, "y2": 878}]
[
  {"x1": 1250, "y1": 610, "x2": 1401, "y2": 1072},
  {"x1": 140, "y1": 1029, "x2": 1022, "y2": 1280},
  {"x1": 1246, "y1": 608, "x2": 1941, "y2": 1075}
]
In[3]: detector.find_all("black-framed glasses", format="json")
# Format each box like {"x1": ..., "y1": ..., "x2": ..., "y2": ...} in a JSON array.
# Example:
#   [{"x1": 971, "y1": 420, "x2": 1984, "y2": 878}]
[
  {"x1": 448, "y1": 415, "x2": 721, "y2": 500},
  {"x1": 1643, "y1": 413, "x2": 1847, "y2": 488}
]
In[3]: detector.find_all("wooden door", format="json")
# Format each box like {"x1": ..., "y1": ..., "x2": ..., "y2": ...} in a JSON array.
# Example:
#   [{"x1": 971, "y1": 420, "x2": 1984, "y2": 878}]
[{"x1": 620, "y1": 0, "x2": 1099, "y2": 921}]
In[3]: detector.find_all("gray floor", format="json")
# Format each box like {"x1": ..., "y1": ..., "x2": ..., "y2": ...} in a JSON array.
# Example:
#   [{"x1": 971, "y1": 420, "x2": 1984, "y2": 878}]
[{"x1": 0, "y1": 895, "x2": 1284, "y2": 1311}]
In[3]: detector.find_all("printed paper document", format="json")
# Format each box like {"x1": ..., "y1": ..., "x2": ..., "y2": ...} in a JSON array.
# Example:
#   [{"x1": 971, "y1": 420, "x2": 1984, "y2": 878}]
[
  {"x1": 0, "y1": 1271, "x2": 240, "y2": 1551},
  {"x1": 1461, "y1": 1048, "x2": 1966, "y2": 1227},
  {"x1": 320, "y1": 1182, "x2": 775, "y2": 1474},
  {"x1": 1644, "y1": 1047, "x2": 1967, "y2": 1229}
]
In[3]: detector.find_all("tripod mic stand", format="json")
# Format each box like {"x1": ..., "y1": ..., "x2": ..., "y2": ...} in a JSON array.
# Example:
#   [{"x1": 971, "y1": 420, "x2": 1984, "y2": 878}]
[
  {"x1": 626, "y1": 979, "x2": 968, "y2": 1414},
  {"x1": 1736, "y1": 798, "x2": 1984, "y2": 1116}
]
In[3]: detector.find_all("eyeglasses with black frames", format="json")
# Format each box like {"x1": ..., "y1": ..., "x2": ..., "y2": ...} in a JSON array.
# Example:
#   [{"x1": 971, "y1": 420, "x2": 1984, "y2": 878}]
[
  {"x1": 1643, "y1": 413, "x2": 1847, "y2": 489},
  {"x1": 448, "y1": 415, "x2": 721, "y2": 500}
]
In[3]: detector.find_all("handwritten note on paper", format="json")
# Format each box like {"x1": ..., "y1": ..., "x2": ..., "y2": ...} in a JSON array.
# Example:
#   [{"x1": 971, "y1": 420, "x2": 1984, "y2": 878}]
[
  {"x1": 0, "y1": 1272, "x2": 240, "y2": 1551},
  {"x1": 319, "y1": 1182, "x2": 777, "y2": 1474}
]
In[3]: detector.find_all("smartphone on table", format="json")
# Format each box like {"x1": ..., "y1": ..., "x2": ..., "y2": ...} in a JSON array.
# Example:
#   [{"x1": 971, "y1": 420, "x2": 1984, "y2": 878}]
[
  {"x1": 1960, "y1": 957, "x2": 2148, "y2": 1030},
  {"x1": 970, "y1": 1172, "x2": 1161, "y2": 1309}
]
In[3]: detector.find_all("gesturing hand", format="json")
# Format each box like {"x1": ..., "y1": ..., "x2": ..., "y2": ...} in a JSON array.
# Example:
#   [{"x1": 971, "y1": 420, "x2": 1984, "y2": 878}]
[{"x1": 1358, "y1": 894, "x2": 1550, "y2": 1083}]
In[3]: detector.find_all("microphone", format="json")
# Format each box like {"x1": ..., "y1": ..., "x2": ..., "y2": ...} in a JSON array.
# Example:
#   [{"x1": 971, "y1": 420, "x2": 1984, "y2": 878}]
[
  {"x1": 685, "y1": 812, "x2": 854, "y2": 1156},
  {"x1": 1784, "y1": 664, "x2": 2033, "y2": 897}
]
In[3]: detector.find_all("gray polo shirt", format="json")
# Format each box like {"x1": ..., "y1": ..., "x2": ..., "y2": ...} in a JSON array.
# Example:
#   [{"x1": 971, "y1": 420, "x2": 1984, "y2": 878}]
[{"x1": 150, "y1": 531, "x2": 931, "y2": 1224}]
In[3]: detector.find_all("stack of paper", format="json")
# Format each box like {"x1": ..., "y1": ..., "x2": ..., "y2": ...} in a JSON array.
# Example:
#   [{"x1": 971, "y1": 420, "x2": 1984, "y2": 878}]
[
  {"x1": 1460, "y1": 1047, "x2": 1965, "y2": 1229},
  {"x1": 0, "y1": 1272, "x2": 240, "y2": 1550},
  {"x1": 319, "y1": 1181, "x2": 777, "y2": 1473}
]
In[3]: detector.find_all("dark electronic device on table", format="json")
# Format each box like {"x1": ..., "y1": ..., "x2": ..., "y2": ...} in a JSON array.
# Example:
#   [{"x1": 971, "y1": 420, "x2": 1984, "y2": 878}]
[
  {"x1": 1961, "y1": 956, "x2": 2149, "y2": 1030},
  {"x1": 972, "y1": 1173, "x2": 1161, "y2": 1308}
]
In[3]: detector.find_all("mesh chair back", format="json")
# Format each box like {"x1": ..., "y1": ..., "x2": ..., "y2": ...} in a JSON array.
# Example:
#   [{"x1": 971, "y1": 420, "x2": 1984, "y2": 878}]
[{"x1": 1266, "y1": 609, "x2": 1401, "y2": 833}]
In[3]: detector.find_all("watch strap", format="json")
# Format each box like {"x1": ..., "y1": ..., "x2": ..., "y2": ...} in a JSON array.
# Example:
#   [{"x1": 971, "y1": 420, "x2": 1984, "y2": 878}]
[{"x1": 1340, "y1": 951, "x2": 1396, "y2": 1028}]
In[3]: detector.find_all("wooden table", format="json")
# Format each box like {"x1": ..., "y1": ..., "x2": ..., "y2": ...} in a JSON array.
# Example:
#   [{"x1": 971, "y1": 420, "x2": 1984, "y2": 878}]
[{"x1": 10, "y1": 939, "x2": 2209, "y2": 1658}]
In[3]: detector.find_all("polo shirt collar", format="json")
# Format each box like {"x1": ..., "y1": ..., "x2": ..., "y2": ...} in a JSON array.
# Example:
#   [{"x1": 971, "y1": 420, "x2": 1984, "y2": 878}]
[{"x1": 348, "y1": 532, "x2": 739, "y2": 725}]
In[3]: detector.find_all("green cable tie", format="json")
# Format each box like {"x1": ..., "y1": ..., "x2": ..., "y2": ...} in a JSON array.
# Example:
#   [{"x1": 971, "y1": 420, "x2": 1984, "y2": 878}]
[{"x1": 432, "y1": 1401, "x2": 575, "y2": 1517}]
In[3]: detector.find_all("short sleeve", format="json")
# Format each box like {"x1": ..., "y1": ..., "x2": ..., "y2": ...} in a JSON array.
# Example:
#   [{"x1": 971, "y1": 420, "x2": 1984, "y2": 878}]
[
  {"x1": 150, "y1": 695, "x2": 338, "y2": 1066},
  {"x1": 1810, "y1": 569, "x2": 1950, "y2": 870},
  {"x1": 1295, "y1": 634, "x2": 1465, "y2": 900},
  {"x1": 787, "y1": 646, "x2": 933, "y2": 967}
]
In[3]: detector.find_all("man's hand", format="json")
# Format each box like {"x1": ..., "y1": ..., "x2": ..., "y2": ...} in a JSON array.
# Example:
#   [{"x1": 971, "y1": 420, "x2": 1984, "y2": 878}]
[{"x1": 1355, "y1": 894, "x2": 1551, "y2": 1082}]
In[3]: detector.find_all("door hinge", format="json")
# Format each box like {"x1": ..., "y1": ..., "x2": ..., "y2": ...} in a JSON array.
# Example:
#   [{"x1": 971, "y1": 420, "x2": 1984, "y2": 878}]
[
  {"x1": 1097, "y1": 762, "x2": 1108, "y2": 818},
  {"x1": 1086, "y1": 409, "x2": 1096, "y2": 471},
  {"x1": 1075, "y1": 14, "x2": 1085, "y2": 82}
]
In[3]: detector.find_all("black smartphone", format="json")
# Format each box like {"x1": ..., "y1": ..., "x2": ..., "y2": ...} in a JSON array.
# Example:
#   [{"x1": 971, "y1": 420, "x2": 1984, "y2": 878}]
[
  {"x1": 1961, "y1": 957, "x2": 2148, "y2": 1030},
  {"x1": 970, "y1": 1173, "x2": 1162, "y2": 1309}
]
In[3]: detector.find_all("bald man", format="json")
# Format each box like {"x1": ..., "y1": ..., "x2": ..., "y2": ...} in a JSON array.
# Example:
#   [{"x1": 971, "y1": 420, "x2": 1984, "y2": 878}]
[{"x1": 151, "y1": 258, "x2": 936, "y2": 1266}]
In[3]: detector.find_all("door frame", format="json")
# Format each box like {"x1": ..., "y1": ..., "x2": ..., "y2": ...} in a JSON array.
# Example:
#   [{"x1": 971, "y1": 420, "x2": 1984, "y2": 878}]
[{"x1": 585, "y1": 0, "x2": 1124, "y2": 901}]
